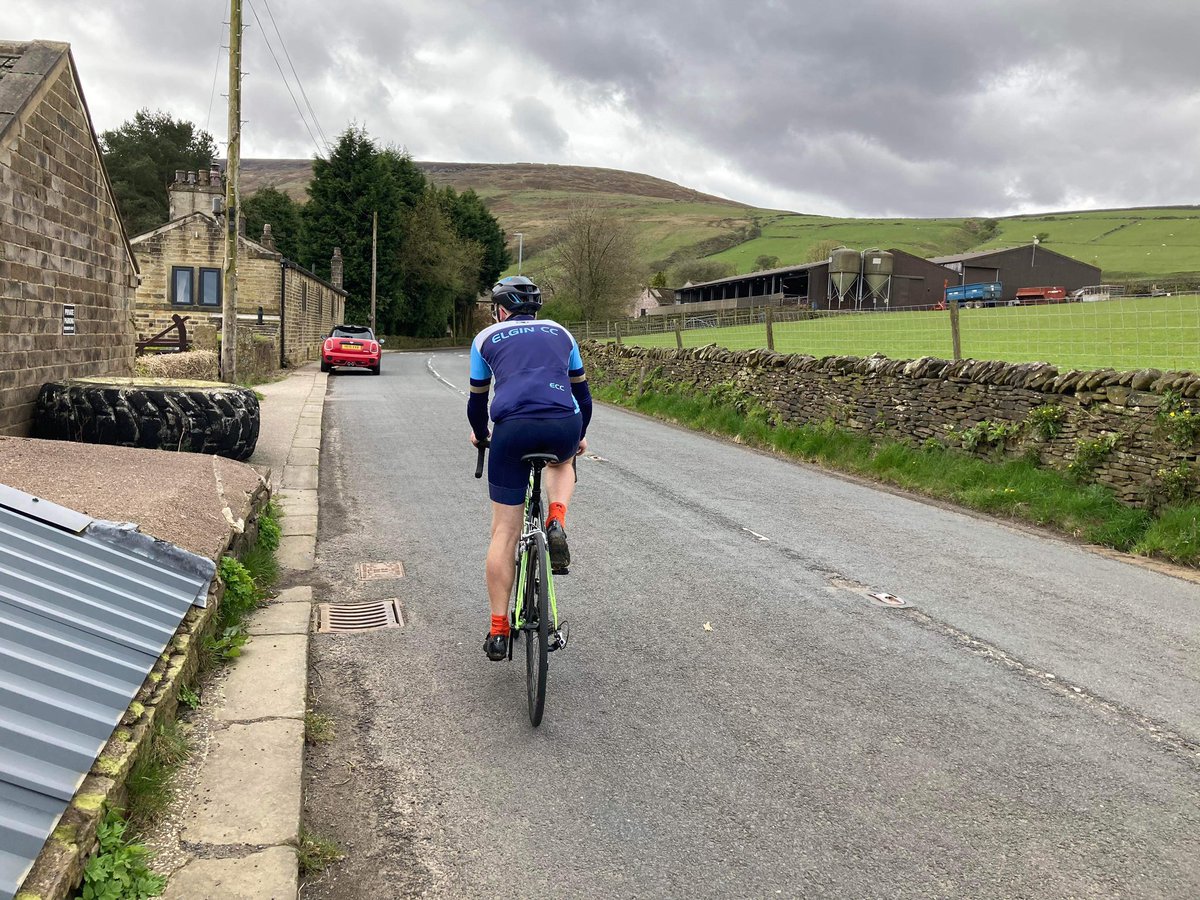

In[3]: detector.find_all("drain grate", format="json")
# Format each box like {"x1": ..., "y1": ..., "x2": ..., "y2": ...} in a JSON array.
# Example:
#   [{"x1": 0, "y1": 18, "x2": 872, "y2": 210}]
[{"x1": 316, "y1": 600, "x2": 404, "y2": 633}]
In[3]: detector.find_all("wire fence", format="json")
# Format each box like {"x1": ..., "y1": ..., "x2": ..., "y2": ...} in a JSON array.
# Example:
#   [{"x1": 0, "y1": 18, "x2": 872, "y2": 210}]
[{"x1": 566, "y1": 293, "x2": 1200, "y2": 373}]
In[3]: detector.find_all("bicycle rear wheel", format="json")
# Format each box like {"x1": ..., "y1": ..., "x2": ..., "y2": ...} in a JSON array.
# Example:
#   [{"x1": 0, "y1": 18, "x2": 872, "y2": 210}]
[{"x1": 524, "y1": 533, "x2": 550, "y2": 726}]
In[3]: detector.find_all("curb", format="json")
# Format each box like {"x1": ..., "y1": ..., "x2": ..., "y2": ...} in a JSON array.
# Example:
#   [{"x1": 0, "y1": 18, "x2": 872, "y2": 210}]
[{"x1": 160, "y1": 369, "x2": 327, "y2": 898}]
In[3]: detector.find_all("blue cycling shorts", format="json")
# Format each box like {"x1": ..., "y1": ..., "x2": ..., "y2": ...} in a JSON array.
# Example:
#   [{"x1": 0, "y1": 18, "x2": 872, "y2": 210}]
[{"x1": 488, "y1": 414, "x2": 582, "y2": 505}]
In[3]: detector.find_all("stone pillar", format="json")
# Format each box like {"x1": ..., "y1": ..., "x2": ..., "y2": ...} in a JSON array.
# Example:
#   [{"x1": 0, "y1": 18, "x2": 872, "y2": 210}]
[
  {"x1": 330, "y1": 247, "x2": 343, "y2": 290},
  {"x1": 261, "y1": 223, "x2": 276, "y2": 251}
]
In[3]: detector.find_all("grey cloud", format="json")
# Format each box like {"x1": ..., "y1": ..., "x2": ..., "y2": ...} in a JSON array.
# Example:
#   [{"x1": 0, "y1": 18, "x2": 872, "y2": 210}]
[
  {"x1": 508, "y1": 97, "x2": 569, "y2": 154},
  {"x1": 8, "y1": 0, "x2": 1199, "y2": 215}
]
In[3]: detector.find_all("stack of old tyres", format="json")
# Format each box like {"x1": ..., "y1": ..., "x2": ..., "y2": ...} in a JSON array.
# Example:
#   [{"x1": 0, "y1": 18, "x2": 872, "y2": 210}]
[{"x1": 33, "y1": 377, "x2": 260, "y2": 461}]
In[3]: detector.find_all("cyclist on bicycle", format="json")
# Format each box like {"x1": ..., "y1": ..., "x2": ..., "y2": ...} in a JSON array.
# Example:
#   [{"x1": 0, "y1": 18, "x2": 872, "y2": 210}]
[{"x1": 468, "y1": 275, "x2": 592, "y2": 661}]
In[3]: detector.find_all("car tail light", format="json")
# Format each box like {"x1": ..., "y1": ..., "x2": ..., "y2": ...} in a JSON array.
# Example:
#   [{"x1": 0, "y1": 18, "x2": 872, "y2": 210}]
[
  {"x1": 368, "y1": 341, "x2": 379, "y2": 354},
  {"x1": 323, "y1": 338, "x2": 335, "y2": 352}
]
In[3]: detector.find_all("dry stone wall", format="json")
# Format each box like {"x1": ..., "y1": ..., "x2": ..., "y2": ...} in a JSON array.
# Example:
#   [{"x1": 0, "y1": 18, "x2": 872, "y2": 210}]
[
  {"x1": 583, "y1": 342, "x2": 1200, "y2": 507},
  {"x1": 0, "y1": 54, "x2": 137, "y2": 435}
]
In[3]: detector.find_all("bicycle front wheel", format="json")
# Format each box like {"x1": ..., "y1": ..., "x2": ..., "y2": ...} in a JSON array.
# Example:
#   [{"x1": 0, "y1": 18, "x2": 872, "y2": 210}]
[{"x1": 525, "y1": 532, "x2": 551, "y2": 726}]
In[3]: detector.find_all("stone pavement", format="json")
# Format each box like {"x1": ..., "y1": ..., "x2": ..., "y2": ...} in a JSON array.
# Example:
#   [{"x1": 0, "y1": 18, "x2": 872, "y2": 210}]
[{"x1": 164, "y1": 365, "x2": 326, "y2": 899}]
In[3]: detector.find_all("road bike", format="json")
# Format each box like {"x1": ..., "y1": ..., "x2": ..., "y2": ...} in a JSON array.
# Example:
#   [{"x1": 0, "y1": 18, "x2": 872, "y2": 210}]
[{"x1": 476, "y1": 443, "x2": 568, "y2": 726}]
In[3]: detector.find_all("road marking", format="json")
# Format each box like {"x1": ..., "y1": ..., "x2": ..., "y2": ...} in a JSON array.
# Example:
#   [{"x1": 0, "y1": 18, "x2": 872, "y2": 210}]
[
  {"x1": 742, "y1": 527, "x2": 770, "y2": 542},
  {"x1": 426, "y1": 357, "x2": 466, "y2": 396}
]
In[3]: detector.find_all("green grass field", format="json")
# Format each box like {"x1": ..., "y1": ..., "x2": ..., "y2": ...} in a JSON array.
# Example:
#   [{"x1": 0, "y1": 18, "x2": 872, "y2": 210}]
[
  {"x1": 708, "y1": 208, "x2": 1200, "y2": 283},
  {"x1": 619, "y1": 295, "x2": 1200, "y2": 372}
]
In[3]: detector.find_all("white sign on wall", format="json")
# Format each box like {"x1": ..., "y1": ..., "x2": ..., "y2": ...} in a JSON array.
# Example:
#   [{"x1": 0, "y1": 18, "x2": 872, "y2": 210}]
[{"x1": 62, "y1": 305, "x2": 75, "y2": 335}]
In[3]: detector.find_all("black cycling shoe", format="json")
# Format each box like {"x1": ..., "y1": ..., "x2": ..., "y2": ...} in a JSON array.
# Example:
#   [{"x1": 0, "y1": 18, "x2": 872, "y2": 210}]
[
  {"x1": 484, "y1": 632, "x2": 509, "y2": 661},
  {"x1": 546, "y1": 519, "x2": 571, "y2": 574}
]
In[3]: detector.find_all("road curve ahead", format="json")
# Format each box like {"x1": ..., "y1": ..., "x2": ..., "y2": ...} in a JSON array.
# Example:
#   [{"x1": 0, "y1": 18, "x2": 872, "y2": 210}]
[{"x1": 303, "y1": 349, "x2": 1200, "y2": 900}]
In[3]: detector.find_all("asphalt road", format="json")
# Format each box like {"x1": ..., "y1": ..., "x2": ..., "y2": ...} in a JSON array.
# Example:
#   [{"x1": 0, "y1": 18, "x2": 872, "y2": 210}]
[{"x1": 303, "y1": 349, "x2": 1200, "y2": 900}]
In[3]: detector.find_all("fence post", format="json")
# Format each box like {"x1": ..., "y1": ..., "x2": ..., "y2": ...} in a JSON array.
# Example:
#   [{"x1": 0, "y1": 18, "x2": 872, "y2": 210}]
[
  {"x1": 674, "y1": 317, "x2": 683, "y2": 350},
  {"x1": 614, "y1": 320, "x2": 622, "y2": 346},
  {"x1": 584, "y1": 321, "x2": 590, "y2": 341},
  {"x1": 765, "y1": 306, "x2": 775, "y2": 351},
  {"x1": 949, "y1": 301, "x2": 962, "y2": 361}
]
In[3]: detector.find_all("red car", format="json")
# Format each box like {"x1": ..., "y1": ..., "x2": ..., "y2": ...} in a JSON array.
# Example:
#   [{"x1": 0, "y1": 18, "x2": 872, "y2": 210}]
[{"x1": 321, "y1": 325, "x2": 382, "y2": 375}]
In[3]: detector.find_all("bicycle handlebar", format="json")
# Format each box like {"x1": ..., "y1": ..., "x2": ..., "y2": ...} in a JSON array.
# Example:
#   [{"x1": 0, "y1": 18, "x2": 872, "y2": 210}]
[{"x1": 474, "y1": 439, "x2": 489, "y2": 479}]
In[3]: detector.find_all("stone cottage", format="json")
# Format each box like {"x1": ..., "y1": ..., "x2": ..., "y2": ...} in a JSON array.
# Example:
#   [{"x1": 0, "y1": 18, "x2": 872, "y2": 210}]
[
  {"x1": 131, "y1": 170, "x2": 346, "y2": 367},
  {"x1": 0, "y1": 40, "x2": 138, "y2": 435}
]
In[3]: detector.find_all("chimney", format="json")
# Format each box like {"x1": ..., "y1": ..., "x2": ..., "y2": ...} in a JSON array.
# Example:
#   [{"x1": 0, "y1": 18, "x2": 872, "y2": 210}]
[
  {"x1": 260, "y1": 223, "x2": 277, "y2": 252},
  {"x1": 330, "y1": 247, "x2": 343, "y2": 290},
  {"x1": 168, "y1": 165, "x2": 225, "y2": 220}
]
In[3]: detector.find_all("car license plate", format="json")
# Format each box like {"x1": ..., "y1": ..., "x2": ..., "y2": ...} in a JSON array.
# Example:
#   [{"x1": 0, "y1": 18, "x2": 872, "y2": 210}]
[{"x1": 340, "y1": 342, "x2": 361, "y2": 350}]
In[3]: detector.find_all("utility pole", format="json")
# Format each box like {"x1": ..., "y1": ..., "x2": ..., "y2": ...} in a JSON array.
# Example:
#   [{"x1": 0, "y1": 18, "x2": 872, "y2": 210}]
[
  {"x1": 221, "y1": 0, "x2": 243, "y2": 383},
  {"x1": 370, "y1": 210, "x2": 378, "y2": 334},
  {"x1": 515, "y1": 232, "x2": 524, "y2": 274}
]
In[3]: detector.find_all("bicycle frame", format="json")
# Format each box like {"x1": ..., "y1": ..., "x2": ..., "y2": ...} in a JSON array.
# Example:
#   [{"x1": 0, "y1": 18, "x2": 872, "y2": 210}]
[{"x1": 512, "y1": 463, "x2": 559, "y2": 633}]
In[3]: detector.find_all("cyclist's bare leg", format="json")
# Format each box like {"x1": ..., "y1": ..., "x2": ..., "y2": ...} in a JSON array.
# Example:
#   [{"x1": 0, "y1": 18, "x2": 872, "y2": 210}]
[
  {"x1": 544, "y1": 461, "x2": 576, "y2": 511},
  {"x1": 545, "y1": 436, "x2": 585, "y2": 510},
  {"x1": 486, "y1": 502, "x2": 523, "y2": 617}
]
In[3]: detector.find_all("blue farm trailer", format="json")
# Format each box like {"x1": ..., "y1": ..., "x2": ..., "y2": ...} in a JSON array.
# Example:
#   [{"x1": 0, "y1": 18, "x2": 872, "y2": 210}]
[{"x1": 944, "y1": 282, "x2": 1003, "y2": 307}]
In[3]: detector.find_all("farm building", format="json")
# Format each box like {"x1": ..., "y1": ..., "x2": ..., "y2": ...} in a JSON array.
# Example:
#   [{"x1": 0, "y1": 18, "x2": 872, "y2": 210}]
[
  {"x1": 929, "y1": 244, "x2": 1102, "y2": 303},
  {"x1": 667, "y1": 249, "x2": 957, "y2": 313},
  {"x1": 0, "y1": 40, "x2": 138, "y2": 435},
  {"x1": 131, "y1": 170, "x2": 347, "y2": 367}
]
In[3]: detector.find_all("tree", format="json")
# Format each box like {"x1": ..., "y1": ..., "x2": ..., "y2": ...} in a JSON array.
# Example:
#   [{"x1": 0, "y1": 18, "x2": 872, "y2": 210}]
[
  {"x1": 395, "y1": 191, "x2": 483, "y2": 337},
  {"x1": 754, "y1": 254, "x2": 780, "y2": 270},
  {"x1": 546, "y1": 201, "x2": 643, "y2": 320},
  {"x1": 301, "y1": 126, "x2": 409, "y2": 327},
  {"x1": 437, "y1": 185, "x2": 510, "y2": 337},
  {"x1": 100, "y1": 110, "x2": 217, "y2": 236},
  {"x1": 243, "y1": 185, "x2": 303, "y2": 260},
  {"x1": 667, "y1": 258, "x2": 734, "y2": 286},
  {"x1": 806, "y1": 239, "x2": 843, "y2": 263}
]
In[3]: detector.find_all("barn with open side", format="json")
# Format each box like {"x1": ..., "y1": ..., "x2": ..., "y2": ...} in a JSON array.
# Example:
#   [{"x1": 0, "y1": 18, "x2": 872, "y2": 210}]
[
  {"x1": 668, "y1": 249, "x2": 957, "y2": 313},
  {"x1": 929, "y1": 245, "x2": 1102, "y2": 303}
]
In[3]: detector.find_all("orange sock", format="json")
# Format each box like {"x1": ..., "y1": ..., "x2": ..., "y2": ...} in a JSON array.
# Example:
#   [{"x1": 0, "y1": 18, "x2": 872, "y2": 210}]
[
  {"x1": 490, "y1": 614, "x2": 509, "y2": 637},
  {"x1": 547, "y1": 501, "x2": 567, "y2": 528}
]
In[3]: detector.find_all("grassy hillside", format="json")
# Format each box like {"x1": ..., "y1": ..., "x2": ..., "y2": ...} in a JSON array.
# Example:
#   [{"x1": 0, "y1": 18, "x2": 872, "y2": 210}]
[{"x1": 238, "y1": 159, "x2": 1200, "y2": 284}]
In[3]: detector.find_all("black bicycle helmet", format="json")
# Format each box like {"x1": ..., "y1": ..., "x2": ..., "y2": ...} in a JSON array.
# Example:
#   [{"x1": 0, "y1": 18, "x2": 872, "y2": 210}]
[{"x1": 491, "y1": 275, "x2": 542, "y2": 315}]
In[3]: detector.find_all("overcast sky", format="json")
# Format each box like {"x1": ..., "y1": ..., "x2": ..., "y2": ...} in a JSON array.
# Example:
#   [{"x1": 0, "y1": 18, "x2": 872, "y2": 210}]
[{"x1": 6, "y1": 0, "x2": 1199, "y2": 217}]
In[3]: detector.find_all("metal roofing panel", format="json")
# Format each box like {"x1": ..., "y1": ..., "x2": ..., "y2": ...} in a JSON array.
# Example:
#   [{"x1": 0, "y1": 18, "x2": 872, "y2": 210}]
[{"x1": 0, "y1": 497, "x2": 212, "y2": 900}]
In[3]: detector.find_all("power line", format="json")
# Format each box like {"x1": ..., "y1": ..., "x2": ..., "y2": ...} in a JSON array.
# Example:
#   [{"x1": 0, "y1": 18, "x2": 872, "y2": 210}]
[
  {"x1": 204, "y1": 12, "x2": 226, "y2": 139},
  {"x1": 260, "y1": 0, "x2": 330, "y2": 151},
  {"x1": 245, "y1": 0, "x2": 326, "y2": 159}
]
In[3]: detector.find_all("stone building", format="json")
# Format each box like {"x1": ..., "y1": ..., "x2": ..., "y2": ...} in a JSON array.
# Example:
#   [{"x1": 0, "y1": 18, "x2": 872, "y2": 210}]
[
  {"x1": 131, "y1": 170, "x2": 346, "y2": 368},
  {"x1": 0, "y1": 40, "x2": 138, "y2": 435}
]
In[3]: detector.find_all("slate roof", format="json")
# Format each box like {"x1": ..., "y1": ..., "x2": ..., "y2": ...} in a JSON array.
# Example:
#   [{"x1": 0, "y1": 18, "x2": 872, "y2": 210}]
[{"x1": 0, "y1": 41, "x2": 69, "y2": 143}]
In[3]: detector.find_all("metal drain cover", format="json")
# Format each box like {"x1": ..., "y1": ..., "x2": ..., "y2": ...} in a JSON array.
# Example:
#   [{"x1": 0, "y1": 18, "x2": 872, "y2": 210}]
[
  {"x1": 316, "y1": 600, "x2": 404, "y2": 633},
  {"x1": 356, "y1": 561, "x2": 405, "y2": 581}
]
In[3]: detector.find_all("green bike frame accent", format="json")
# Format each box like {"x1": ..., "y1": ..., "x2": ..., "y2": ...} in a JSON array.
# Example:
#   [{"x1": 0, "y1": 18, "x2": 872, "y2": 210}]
[{"x1": 512, "y1": 473, "x2": 559, "y2": 630}]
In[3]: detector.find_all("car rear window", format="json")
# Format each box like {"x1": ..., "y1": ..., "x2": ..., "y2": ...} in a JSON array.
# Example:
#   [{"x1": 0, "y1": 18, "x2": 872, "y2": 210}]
[{"x1": 331, "y1": 326, "x2": 374, "y2": 339}]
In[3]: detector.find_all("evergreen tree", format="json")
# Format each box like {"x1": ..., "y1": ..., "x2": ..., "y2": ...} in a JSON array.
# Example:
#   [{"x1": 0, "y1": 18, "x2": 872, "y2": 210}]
[
  {"x1": 301, "y1": 126, "x2": 408, "y2": 326},
  {"x1": 243, "y1": 185, "x2": 303, "y2": 261},
  {"x1": 100, "y1": 110, "x2": 217, "y2": 236}
]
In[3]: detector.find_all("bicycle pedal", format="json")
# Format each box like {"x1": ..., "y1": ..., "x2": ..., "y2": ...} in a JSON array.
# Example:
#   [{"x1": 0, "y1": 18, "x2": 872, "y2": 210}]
[{"x1": 549, "y1": 622, "x2": 569, "y2": 652}]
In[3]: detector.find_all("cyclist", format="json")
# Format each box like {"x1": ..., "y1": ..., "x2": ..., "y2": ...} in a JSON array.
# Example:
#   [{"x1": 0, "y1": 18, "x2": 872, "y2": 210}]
[{"x1": 468, "y1": 275, "x2": 592, "y2": 661}]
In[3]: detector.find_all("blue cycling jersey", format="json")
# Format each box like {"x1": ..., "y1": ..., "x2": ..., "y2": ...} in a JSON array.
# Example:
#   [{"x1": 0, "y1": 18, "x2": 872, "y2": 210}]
[{"x1": 469, "y1": 316, "x2": 584, "y2": 423}]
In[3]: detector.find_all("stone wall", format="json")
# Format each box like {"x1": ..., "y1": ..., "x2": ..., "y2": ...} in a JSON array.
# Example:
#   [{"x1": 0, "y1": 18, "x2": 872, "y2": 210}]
[
  {"x1": 0, "y1": 51, "x2": 137, "y2": 435},
  {"x1": 281, "y1": 263, "x2": 343, "y2": 365},
  {"x1": 584, "y1": 342, "x2": 1200, "y2": 507}
]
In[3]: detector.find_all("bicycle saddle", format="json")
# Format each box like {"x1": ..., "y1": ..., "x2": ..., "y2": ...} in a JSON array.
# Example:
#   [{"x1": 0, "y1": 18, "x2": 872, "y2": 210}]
[{"x1": 521, "y1": 453, "x2": 560, "y2": 466}]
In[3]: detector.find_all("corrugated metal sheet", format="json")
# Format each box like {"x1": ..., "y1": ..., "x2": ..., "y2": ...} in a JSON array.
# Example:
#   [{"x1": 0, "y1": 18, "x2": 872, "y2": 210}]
[{"x1": 0, "y1": 498, "x2": 212, "y2": 900}]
